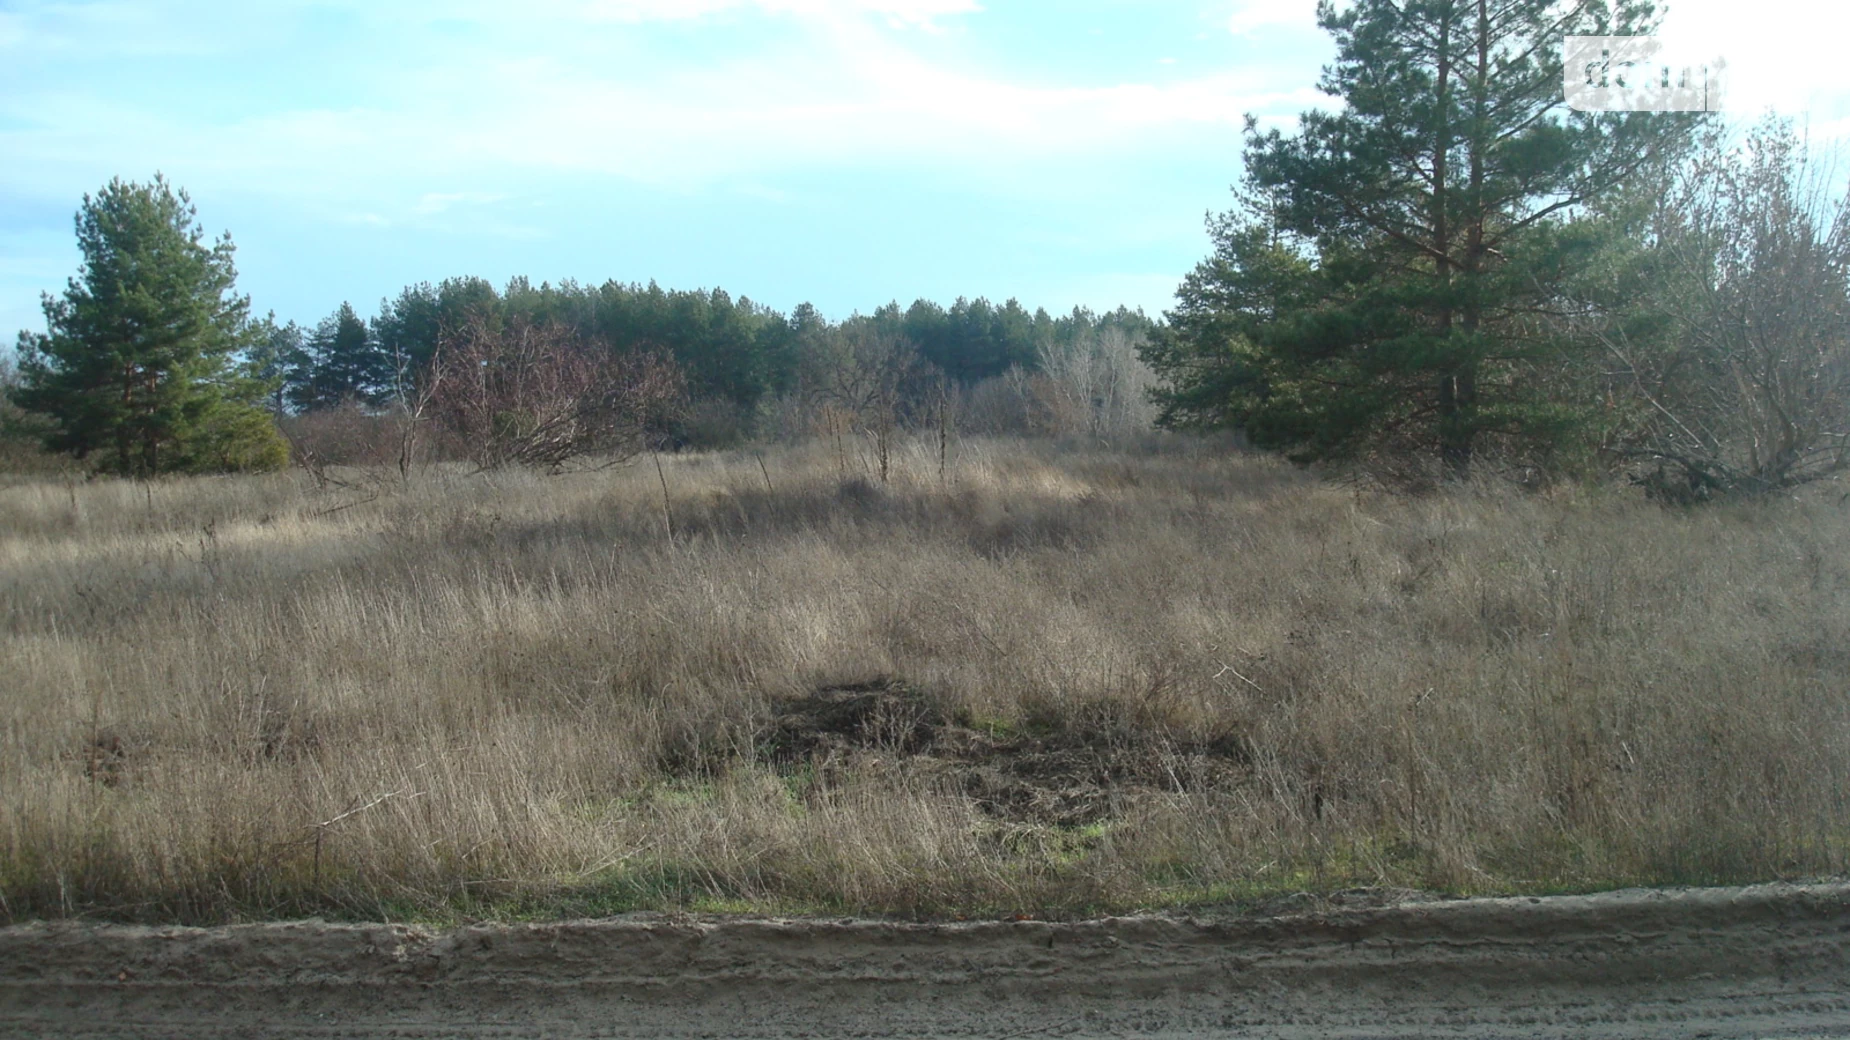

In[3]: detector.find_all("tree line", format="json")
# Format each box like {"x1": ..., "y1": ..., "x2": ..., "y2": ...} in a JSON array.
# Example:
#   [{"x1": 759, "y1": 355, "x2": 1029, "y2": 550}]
[
  {"x1": 10, "y1": 0, "x2": 1846, "y2": 497},
  {"x1": 261, "y1": 276, "x2": 1154, "y2": 421},
  {"x1": 4, "y1": 176, "x2": 1158, "y2": 477}
]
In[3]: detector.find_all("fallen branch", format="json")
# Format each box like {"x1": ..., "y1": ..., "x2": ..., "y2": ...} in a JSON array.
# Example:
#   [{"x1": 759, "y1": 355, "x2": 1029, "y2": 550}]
[
  {"x1": 308, "y1": 788, "x2": 423, "y2": 886},
  {"x1": 310, "y1": 494, "x2": 379, "y2": 518}
]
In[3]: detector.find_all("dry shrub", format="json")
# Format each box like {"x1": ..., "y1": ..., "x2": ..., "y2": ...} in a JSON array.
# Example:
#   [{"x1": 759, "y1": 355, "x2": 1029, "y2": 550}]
[
  {"x1": 429, "y1": 315, "x2": 684, "y2": 471},
  {"x1": 0, "y1": 436, "x2": 1846, "y2": 924},
  {"x1": 279, "y1": 405, "x2": 407, "y2": 468},
  {"x1": 1595, "y1": 119, "x2": 1850, "y2": 499},
  {"x1": 960, "y1": 369, "x2": 1056, "y2": 437}
]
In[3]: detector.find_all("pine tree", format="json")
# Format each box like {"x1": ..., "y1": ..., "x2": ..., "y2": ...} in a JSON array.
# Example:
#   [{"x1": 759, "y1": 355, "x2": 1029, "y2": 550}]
[
  {"x1": 247, "y1": 313, "x2": 305, "y2": 416},
  {"x1": 373, "y1": 283, "x2": 444, "y2": 394},
  {"x1": 13, "y1": 175, "x2": 287, "y2": 476},
  {"x1": 290, "y1": 301, "x2": 393, "y2": 411},
  {"x1": 1147, "y1": 0, "x2": 1697, "y2": 478}
]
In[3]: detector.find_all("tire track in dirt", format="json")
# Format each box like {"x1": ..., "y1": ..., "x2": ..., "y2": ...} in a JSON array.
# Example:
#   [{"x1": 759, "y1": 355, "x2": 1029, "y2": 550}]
[{"x1": 4, "y1": 883, "x2": 1849, "y2": 1038}]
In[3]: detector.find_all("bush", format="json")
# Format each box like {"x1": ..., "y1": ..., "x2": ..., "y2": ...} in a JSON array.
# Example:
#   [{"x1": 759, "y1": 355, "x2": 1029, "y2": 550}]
[
  {"x1": 428, "y1": 315, "x2": 686, "y2": 471},
  {"x1": 172, "y1": 404, "x2": 290, "y2": 474},
  {"x1": 279, "y1": 405, "x2": 408, "y2": 468},
  {"x1": 1590, "y1": 118, "x2": 1850, "y2": 498}
]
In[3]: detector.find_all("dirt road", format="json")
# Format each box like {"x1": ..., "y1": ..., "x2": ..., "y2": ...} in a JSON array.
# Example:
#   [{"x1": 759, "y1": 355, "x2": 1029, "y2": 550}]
[{"x1": 3, "y1": 883, "x2": 1848, "y2": 1038}]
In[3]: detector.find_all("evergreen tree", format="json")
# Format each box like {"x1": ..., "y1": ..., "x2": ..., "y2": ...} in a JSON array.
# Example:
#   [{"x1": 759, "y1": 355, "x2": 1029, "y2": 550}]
[
  {"x1": 1147, "y1": 0, "x2": 1695, "y2": 478},
  {"x1": 373, "y1": 283, "x2": 444, "y2": 389},
  {"x1": 13, "y1": 175, "x2": 287, "y2": 475},
  {"x1": 289, "y1": 301, "x2": 392, "y2": 410},
  {"x1": 246, "y1": 313, "x2": 305, "y2": 415}
]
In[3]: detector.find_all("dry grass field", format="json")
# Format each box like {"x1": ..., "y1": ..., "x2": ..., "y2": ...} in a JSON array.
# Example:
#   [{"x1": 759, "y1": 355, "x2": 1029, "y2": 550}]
[{"x1": 2, "y1": 436, "x2": 1848, "y2": 924}]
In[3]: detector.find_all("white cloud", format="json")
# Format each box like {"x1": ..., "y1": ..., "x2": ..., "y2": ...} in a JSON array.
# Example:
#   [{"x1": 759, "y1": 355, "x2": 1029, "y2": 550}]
[
  {"x1": 2, "y1": 7, "x2": 1298, "y2": 195},
  {"x1": 1653, "y1": 0, "x2": 1849, "y2": 116},
  {"x1": 540, "y1": 0, "x2": 982, "y2": 30},
  {"x1": 0, "y1": 0, "x2": 1321, "y2": 230},
  {"x1": 411, "y1": 192, "x2": 509, "y2": 216},
  {"x1": 1225, "y1": 0, "x2": 1318, "y2": 38},
  {"x1": 0, "y1": 1, "x2": 225, "y2": 55}
]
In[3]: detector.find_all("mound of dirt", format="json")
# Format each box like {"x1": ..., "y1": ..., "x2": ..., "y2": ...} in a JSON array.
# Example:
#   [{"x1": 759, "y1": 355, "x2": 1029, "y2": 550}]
[{"x1": 756, "y1": 678, "x2": 1246, "y2": 826}]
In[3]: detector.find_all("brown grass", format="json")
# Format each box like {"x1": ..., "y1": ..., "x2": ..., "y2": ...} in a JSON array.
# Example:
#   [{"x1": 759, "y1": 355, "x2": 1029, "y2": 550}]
[{"x1": 2, "y1": 436, "x2": 1847, "y2": 924}]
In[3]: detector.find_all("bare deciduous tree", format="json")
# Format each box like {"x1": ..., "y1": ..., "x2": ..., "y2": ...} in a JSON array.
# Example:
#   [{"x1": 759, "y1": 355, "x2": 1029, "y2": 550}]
[
  {"x1": 802, "y1": 325, "x2": 923, "y2": 483},
  {"x1": 1034, "y1": 325, "x2": 1157, "y2": 439},
  {"x1": 1600, "y1": 119, "x2": 1850, "y2": 499},
  {"x1": 429, "y1": 315, "x2": 685, "y2": 471}
]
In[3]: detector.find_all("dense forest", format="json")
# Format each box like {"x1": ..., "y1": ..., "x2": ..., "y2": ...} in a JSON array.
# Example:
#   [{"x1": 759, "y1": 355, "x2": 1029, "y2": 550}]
[
  {"x1": 260, "y1": 278, "x2": 1154, "y2": 423},
  {"x1": 247, "y1": 278, "x2": 1161, "y2": 468}
]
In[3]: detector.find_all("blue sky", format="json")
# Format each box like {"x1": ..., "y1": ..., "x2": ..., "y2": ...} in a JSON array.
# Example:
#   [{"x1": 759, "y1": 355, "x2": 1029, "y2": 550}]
[{"x1": 3, "y1": 0, "x2": 1844, "y2": 340}]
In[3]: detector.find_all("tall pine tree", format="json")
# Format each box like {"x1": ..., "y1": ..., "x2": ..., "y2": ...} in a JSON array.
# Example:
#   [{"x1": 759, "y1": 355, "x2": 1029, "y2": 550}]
[
  {"x1": 14, "y1": 175, "x2": 287, "y2": 475},
  {"x1": 1146, "y1": 0, "x2": 1696, "y2": 478}
]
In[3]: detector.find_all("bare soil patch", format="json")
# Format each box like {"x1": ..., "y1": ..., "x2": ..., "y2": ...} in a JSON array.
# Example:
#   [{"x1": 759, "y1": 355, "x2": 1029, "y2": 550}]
[{"x1": 758, "y1": 678, "x2": 1246, "y2": 827}]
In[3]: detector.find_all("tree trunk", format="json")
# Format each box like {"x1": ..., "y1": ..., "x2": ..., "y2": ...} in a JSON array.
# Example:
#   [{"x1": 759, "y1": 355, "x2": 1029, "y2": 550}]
[
  {"x1": 1433, "y1": 9, "x2": 1466, "y2": 479},
  {"x1": 1440, "y1": 0, "x2": 1493, "y2": 483},
  {"x1": 117, "y1": 362, "x2": 135, "y2": 475}
]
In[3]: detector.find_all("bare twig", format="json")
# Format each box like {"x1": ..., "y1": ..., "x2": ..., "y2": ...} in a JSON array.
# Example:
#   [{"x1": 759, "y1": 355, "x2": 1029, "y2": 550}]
[
  {"x1": 654, "y1": 450, "x2": 676, "y2": 544},
  {"x1": 310, "y1": 494, "x2": 379, "y2": 518},
  {"x1": 309, "y1": 788, "x2": 422, "y2": 886},
  {"x1": 1214, "y1": 661, "x2": 1264, "y2": 691},
  {"x1": 314, "y1": 789, "x2": 417, "y2": 830}
]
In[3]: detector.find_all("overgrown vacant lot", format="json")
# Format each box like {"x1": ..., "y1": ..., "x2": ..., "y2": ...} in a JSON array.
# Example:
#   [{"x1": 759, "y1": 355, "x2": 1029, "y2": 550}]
[{"x1": 3, "y1": 437, "x2": 1848, "y2": 924}]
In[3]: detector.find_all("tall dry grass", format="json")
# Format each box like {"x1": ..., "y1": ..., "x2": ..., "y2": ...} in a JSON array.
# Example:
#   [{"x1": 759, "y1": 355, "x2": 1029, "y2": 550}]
[{"x1": 2, "y1": 436, "x2": 1847, "y2": 923}]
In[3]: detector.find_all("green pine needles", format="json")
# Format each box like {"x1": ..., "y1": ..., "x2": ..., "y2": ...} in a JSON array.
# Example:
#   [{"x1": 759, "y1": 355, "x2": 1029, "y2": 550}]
[
  {"x1": 1144, "y1": 0, "x2": 1699, "y2": 482},
  {"x1": 13, "y1": 175, "x2": 288, "y2": 477}
]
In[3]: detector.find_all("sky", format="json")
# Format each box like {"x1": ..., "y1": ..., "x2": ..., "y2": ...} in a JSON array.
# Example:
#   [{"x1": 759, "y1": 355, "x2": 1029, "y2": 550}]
[{"x1": 2, "y1": 0, "x2": 1845, "y2": 341}]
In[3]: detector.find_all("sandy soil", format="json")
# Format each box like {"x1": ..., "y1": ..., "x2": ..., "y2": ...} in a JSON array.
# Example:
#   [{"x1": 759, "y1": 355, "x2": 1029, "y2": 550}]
[{"x1": 3, "y1": 882, "x2": 1848, "y2": 1039}]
